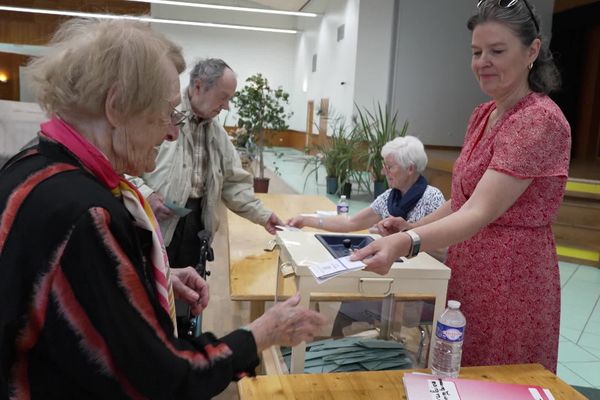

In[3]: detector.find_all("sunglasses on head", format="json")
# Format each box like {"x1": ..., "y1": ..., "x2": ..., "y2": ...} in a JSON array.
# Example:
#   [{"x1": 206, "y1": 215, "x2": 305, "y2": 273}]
[{"x1": 477, "y1": 0, "x2": 540, "y2": 34}]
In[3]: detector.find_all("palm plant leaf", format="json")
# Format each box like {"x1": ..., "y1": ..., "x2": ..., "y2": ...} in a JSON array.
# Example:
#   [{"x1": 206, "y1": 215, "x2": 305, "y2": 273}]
[
  {"x1": 354, "y1": 102, "x2": 409, "y2": 194},
  {"x1": 302, "y1": 117, "x2": 359, "y2": 194}
]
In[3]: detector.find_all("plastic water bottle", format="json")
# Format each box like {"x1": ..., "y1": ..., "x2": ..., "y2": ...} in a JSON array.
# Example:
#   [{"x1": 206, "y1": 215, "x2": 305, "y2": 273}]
[
  {"x1": 431, "y1": 300, "x2": 466, "y2": 378},
  {"x1": 337, "y1": 195, "x2": 349, "y2": 217}
]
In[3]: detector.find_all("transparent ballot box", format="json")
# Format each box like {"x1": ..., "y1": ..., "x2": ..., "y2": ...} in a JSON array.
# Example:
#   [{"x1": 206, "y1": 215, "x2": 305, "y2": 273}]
[{"x1": 274, "y1": 230, "x2": 451, "y2": 374}]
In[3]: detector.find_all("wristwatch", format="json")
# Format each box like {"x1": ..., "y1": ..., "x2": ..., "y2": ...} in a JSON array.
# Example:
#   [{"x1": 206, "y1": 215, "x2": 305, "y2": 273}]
[{"x1": 404, "y1": 230, "x2": 421, "y2": 258}]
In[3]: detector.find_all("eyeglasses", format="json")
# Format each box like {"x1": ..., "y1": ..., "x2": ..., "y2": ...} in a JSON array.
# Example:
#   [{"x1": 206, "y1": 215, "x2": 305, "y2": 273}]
[
  {"x1": 477, "y1": 0, "x2": 539, "y2": 34},
  {"x1": 169, "y1": 106, "x2": 190, "y2": 127}
]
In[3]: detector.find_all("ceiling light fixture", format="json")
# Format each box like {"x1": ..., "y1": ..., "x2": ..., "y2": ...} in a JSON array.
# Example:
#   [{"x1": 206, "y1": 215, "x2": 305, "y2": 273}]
[
  {"x1": 126, "y1": 0, "x2": 318, "y2": 17},
  {"x1": 0, "y1": 6, "x2": 298, "y2": 34}
]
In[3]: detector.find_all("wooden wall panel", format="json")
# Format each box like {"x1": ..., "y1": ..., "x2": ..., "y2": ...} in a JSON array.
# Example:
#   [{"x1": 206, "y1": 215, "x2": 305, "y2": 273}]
[
  {"x1": 306, "y1": 100, "x2": 313, "y2": 148},
  {"x1": 225, "y1": 127, "x2": 321, "y2": 153},
  {"x1": 0, "y1": 1, "x2": 149, "y2": 45},
  {"x1": 264, "y1": 129, "x2": 308, "y2": 150},
  {"x1": 0, "y1": 12, "x2": 69, "y2": 45},
  {"x1": 0, "y1": 1, "x2": 149, "y2": 99},
  {"x1": 0, "y1": 52, "x2": 28, "y2": 101},
  {"x1": 318, "y1": 98, "x2": 328, "y2": 146},
  {"x1": 574, "y1": 24, "x2": 600, "y2": 161},
  {"x1": 554, "y1": 0, "x2": 600, "y2": 13},
  {"x1": 422, "y1": 168, "x2": 452, "y2": 200}
]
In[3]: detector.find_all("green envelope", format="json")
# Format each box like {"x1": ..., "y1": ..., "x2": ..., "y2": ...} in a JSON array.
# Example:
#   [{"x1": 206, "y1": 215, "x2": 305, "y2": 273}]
[{"x1": 164, "y1": 200, "x2": 192, "y2": 217}]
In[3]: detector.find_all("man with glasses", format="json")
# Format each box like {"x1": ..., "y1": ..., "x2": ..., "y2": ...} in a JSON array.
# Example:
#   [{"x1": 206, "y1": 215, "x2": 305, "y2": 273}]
[{"x1": 130, "y1": 58, "x2": 282, "y2": 280}]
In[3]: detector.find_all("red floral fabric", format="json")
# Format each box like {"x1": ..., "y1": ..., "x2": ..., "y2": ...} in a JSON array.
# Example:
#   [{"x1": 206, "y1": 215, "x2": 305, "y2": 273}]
[{"x1": 446, "y1": 93, "x2": 571, "y2": 373}]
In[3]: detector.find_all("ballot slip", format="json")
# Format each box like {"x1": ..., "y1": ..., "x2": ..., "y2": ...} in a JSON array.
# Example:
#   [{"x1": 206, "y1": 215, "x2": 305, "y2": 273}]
[
  {"x1": 164, "y1": 200, "x2": 192, "y2": 217},
  {"x1": 307, "y1": 255, "x2": 366, "y2": 284}
]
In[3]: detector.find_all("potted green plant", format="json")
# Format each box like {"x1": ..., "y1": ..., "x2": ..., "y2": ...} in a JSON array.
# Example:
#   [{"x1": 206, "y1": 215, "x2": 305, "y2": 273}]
[
  {"x1": 333, "y1": 130, "x2": 358, "y2": 198},
  {"x1": 355, "y1": 103, "x2": 409, "y2": 198},
  {"x1": 303, "y1": 118, "x2": 358, "y2": 197},
  {"x1": 232, "y1": 73, "x2": 292, "y2": 193}
]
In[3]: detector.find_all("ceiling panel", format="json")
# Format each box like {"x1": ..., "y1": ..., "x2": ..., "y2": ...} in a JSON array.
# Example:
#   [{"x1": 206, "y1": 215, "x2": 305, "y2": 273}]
[
  {"x1": 246, "y1": 0, "x2": 309, "y2": 11},
  {"x1": 0, "y1": 0, "x2": 149, "y2": 14}
]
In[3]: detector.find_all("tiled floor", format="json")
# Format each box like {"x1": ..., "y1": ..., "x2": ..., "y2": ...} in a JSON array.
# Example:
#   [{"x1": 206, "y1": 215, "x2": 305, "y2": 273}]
[
  {"x1": 558, "y1": 262, "x2": 600, "y2": 389},
  {"x1": 265, "y1": 146, "x2": 600, "y2": 389}
]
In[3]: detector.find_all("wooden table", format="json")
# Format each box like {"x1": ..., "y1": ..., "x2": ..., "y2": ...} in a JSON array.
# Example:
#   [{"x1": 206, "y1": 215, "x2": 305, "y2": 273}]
[
  {"x1": 228, "y1": 193, "x2": 337, "y2": 320},
  {"x1": 228, "y1": 194, "x2": 445, "y2": 317},
  {"x1": 237, "y1": 363, "x2": 586, "y2": 400}
]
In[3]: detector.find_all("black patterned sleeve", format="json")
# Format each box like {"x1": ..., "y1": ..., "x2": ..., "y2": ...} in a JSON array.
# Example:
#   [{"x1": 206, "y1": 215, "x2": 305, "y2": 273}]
[{"x1": 30, "y1": 206, "x2": 258, "y2": 399}]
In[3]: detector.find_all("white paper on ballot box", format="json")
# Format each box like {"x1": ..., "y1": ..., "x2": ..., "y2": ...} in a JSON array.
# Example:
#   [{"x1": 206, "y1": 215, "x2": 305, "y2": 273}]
[{"x1": 308, "y1": 255, "x2": 365, "y2": 284}]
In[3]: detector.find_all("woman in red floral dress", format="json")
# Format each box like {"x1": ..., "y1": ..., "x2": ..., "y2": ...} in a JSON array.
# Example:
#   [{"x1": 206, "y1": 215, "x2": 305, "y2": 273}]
[{"x1": 351, "y1": 0, "x2": 570, "y2": 372}]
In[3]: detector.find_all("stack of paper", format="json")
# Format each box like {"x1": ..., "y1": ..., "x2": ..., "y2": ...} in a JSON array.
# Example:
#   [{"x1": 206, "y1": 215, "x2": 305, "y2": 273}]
[
  {"x1": 283, "y1": 337, "x2": 412, "y2": 374},
  {"x1": 307, "y1": 255, "x2": 366, "y2": 284}
]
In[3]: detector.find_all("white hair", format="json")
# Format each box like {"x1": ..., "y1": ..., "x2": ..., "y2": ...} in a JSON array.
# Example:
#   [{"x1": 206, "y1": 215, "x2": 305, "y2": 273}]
[
  {"x1": 27, "y1": 18, "x2": 185, "y2": 117},
  {"x1": 381, "y1": 135, "x2": 428, "y2": 173}
]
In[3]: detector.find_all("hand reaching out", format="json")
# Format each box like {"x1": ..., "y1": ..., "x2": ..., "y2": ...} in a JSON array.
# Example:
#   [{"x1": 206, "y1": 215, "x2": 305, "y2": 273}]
[
  {"x1": 247, "y1": 293, "x2": 327, "y2": 352},
  {"x1": 148, "y1": 192, "x2": 173, "y2": 221},
  {"x1": 375, "y1": 216, "x2": 411, "y2": 236},
  {"x1": 350, "y1": 232, "x2": 411, "y2": 275},
  {"x1": 264, "y1": 212, "x2": 284, "y2": 234},
  {"x1": 170, "y1": 267, "x2": 209, "y2": 316},
  {"x1": 286, "y1": 215, "x2": 305, "y2": 228}
]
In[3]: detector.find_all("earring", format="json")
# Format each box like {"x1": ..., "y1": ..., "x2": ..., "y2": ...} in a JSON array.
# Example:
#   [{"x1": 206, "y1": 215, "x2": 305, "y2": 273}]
[{"x1": 528, "y1": 62, "x2": 533, "y2": 70}]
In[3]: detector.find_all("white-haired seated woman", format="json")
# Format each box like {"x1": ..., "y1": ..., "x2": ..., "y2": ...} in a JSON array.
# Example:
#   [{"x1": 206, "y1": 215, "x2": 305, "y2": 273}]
[
  {"x1": 288, "y1": 135, "x2": 445, "y2": 235},
  {"x1": 288, "y1": 135, "x2": 445, "y2": 337}
]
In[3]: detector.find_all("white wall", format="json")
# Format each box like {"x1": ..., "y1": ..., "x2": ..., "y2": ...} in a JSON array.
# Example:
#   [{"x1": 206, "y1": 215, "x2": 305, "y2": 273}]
[
  {"x1": 390, "y1": 0, "x2": 555, "y2": 146},
  {"x1": 153, "y1": 0, "x2": 391, "y2": 134},
  {"x1": 151, "y1": 4, "x2": 299, "y2": 128},
  {"x1": 9, "y1": 0, "x2": 555, "y2": 143},
  {"x1": 2, "y1": 1, "x2": 419, "y2": 139},
  {"x1": 353, "y1": 0, "x2": 395, "y2": 110},
  {"x1": 0, "y1": 100, "x2": 45, "y2": 158},
  {"x1": 19, "y1": 66, "x2": 35, "y2": 103},
  {"x1": 292, "y1": 0, "x2": 361, "y2": 132}
]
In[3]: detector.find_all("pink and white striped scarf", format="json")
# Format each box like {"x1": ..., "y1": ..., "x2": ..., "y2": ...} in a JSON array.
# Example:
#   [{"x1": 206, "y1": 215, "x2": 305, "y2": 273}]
[{"x1": 40, "y1": 117, "x2": 178, "y2": 336}]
